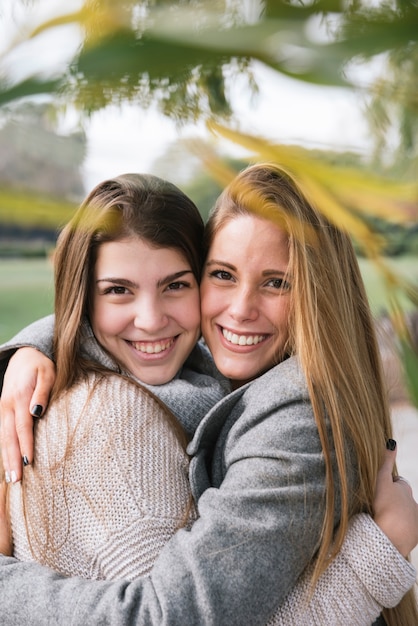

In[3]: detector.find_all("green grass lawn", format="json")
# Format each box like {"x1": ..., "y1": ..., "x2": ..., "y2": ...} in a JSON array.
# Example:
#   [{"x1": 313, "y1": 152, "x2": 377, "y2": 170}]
[
  {"x1": 0, "y1": 256, "x2": 417, "y2": 345},
  {"x1": 0, "y1": 258, "x2": 54, "y2": 344}
]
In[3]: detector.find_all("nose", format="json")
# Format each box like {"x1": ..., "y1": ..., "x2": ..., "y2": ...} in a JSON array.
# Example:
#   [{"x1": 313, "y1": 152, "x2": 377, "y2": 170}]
[
  {"x1": 228, "y1": 285, "x2": 259, "y2": 323},
  {"x1": 133, "y1": 295, "x2": 169, "y2": 333}
]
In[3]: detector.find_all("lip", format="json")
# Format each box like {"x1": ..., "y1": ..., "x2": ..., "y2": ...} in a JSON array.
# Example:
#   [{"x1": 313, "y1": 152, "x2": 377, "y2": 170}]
[
  {"x1": 126, "y1": 335, "x2": 179, "y2": 360},
  {"x1": 217, "y1": 325, "x2": 271, "y2": 351}
]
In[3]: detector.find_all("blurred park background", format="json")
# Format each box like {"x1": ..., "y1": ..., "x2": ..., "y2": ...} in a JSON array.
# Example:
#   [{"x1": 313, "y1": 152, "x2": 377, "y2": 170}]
[{"x1": 0, "y1": 0, "x2": 417, "y2": 410}]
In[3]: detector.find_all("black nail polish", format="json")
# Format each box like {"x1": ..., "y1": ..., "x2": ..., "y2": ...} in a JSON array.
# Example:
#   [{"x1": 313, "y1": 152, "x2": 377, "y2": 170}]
[
  {"x1": 23, "y1": 456, "x2": 29, "y2": 467},
  {"x1": 386, "y1": 438, "x2": 397, "y2": 451},
  {"x1": 31, "y1": 404, "x2": 43, "y2": 418}
]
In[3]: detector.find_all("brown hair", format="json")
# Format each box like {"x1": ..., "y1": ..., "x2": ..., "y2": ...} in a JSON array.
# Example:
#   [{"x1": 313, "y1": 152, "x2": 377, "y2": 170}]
[{"x1": 204, "y1": 162, "x2": 417, "y2": 625}]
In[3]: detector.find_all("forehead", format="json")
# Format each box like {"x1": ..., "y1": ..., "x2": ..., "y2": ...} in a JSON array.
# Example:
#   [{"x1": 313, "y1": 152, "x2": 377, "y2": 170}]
[
  {"x1": 210, "y1": 214, "x2": 289, "y2": 267},
  {"x1": 95, "y1": 237, "x2": 189, "y2": 269}
]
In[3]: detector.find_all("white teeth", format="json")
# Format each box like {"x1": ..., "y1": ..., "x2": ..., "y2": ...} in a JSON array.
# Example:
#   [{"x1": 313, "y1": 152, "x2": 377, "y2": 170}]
[
  {"x1": 132, "y1": 339, "x2": 174, "y2": 354},
  {"x1": 222, "y1": 329, "x2": 265, "y2": 346}
]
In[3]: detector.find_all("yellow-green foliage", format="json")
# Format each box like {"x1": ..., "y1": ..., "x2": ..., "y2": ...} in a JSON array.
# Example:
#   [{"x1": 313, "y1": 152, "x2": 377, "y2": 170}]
[{"x1": 0, "y1": 187, "x2": 77, "y2": 229}]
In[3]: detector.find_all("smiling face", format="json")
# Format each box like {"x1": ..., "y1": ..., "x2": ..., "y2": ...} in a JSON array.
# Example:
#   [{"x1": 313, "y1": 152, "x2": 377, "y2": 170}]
[
  {"x1": 200, "y1": 214, "x2": 291, "y2": 389},
  {"x1": 91, "y1": 236, "x2": 201, "y2": 385}
]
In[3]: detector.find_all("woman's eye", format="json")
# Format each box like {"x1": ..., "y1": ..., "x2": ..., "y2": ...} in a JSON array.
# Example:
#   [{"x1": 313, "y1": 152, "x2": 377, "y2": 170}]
[
  {"x1": 103, "y1": 286, "x2": 129, "y2": 295},
  {"x1": 266, "y1": 278, "x2": 291, "y2": 292},
  {"x1": 210, "y1": 269, "x2": 232, "y2": 281},
  {"x1": 166, "y1": 281, "x2": 188, "y2": 291}
]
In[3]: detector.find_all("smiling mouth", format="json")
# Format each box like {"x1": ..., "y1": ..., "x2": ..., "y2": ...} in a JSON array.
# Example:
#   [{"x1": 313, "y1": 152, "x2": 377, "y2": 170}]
[
  {"x1": 130, "y1": 338, "x2": 175, "y2": 354},
  {"x1": 222, "y1": 328, "x2": 267, "y2": 346}
]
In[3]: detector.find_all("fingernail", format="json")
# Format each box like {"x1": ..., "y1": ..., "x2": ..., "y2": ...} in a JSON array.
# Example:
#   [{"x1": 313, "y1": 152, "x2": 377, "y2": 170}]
[
  {"x1": 10, "y1": 470, "x2": 17, "y2": 483},
  {"x1": 5, "y1": 471, "x2": 11, "y2": 484},
  {"x1": 23, "y1": 456, "x2": 30, "y2": 467},
  {"x1": 386, "y1": 438, "x2": 397, "y2": 451},
  {"x1": 31, "y1": 404, "x2": 43, "y2": 418}
]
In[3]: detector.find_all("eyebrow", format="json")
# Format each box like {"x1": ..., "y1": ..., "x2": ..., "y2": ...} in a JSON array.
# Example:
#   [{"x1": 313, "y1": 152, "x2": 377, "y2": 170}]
[
  {"x1": 96, "y1": 270, "x2": 194, "y2": 289},
  {"x1": 206, "y1": 259, "x2": 288, "y2": 276},
  {"x1": 157, "y1": 270, "x2": 194, "y2": 287},
  {"x1": 205, "y1": 260, "x2": 236, "y2": 271}
]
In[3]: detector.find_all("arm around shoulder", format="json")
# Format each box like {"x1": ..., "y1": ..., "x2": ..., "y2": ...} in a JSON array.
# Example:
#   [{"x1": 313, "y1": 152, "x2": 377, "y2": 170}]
[{"x1": 0, "y1": 315, "x2": 55, "y2": 389}]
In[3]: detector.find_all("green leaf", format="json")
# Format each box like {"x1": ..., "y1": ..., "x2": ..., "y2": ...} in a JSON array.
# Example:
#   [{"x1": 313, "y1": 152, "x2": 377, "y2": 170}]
[{"x1": 0, "y1": 78, "x2": 61, "y2": 107}]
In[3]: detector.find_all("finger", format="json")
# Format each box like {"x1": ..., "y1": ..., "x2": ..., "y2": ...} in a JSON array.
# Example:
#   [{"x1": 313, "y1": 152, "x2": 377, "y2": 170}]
[
  {"x1": 0, "y1": 479, "x2": 6, "y2": 509},
  {"x1": 374, "y1": 440, "x2": 398, "y2": 503},
  {"x1": 0, "y1": 416, "x2": 11, "y2": 483},
  {"x1": 15, "y1": 409, "x2": 34, "y2": 470},
  {"x1": 0, "y1": 480, "x2": 12, "y2": 556},
  {"x1": 13, "y1": 394, "x2": 37, "y2": 468},
  {"x1": 15, "y1": 365, "x2": 55, "y2": 464},
  {"x1": 0, "y1": 406, "x2": 22, "y2": 483},
  {"x1": 29, "y1": 362, "x2": 55, "y2": 418},
  {"x1": 0, "y1": 479, "x2": 7, "y2": 517},
  {"x1": 377, "y1": 439, "x2": 397, "y2": 481}
]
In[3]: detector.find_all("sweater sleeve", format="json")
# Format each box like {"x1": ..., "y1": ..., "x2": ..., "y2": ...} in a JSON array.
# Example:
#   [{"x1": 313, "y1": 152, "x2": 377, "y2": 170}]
[
  {"x1": 0, "y1": 315, "x2": 55, "y2": 390},
  {"x1": 337, "y1": 513, "x2": 416, "y2": 609},
  {"x1": 266, "y1": 513, "x2": 417, "y2": 625},
  {"x1": 0, "y1": 514, "x2": 415, "y2": 626}
]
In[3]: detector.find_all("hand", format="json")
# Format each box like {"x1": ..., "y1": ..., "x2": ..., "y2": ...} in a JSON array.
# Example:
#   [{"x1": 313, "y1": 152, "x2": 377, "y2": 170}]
[
  {"x1": 373, "y1": 442, "x2": 418, "y2": 557},
  {"x1": 0, "y1": 347, "x2": 56, "y2": 482},
  {"x1": 0, "y1": 480, "x2": 12, "y2": 556}
]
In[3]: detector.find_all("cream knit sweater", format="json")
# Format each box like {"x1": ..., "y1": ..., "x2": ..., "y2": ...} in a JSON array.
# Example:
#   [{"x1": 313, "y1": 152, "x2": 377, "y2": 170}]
[
  {"x1": 267, "y1": 513, "x2": 417, "y2": 625},
  {"x1": 9, "y1": 372, "x2": 416, "y2": 623},
  {"x1": 10, "y1": 372, "x2": 196, "y2": 581}
]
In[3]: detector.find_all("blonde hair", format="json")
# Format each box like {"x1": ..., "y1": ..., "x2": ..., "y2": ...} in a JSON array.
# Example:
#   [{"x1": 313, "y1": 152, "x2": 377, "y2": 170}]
[{"x1": 204, "y1": 163, "x2": 417, "y2": 625}]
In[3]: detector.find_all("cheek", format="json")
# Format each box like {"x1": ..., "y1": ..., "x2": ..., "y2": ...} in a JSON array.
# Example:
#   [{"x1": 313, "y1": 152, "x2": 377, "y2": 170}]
[
  {"x1": 176, "y1": 291, "x2": 201, "y2": 332},
  {"x1": 200, "y1": 285, "x2": 218, "y2": 323},
  {"x1": 91, "y1": 304, "x2": 123, "y2": 337},
  {"x1": 273, "y1": 300, "x2": 291, "y2": 346}
]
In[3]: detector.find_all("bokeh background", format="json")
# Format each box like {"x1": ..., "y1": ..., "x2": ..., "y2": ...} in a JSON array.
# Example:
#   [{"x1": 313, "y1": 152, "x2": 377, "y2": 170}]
[{"x1": 0, "y1": 0, "x2": 417, "y2": 566}]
